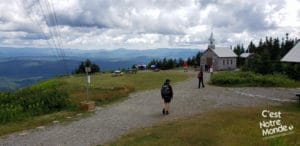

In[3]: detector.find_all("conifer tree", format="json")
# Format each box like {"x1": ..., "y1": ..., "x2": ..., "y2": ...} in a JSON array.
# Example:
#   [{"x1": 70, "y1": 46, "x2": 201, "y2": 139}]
[{"x1": 74, "y1": 59, "x2": 100, "y2": 74}]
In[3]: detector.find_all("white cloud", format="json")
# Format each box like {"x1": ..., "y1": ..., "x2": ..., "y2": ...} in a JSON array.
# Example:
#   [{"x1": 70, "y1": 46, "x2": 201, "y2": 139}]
[
  {"x1": 0, "y1": 0, "x2": 299, "y2": 50},
  {"x1": 276, "y1": 0, "x2": 300, "y2": 27}
]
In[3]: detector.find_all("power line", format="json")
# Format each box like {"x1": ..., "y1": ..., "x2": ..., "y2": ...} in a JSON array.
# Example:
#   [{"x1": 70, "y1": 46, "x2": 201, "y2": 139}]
[
  {"x1": 36, "y1": 0, "x2": 62, "y2": 60},
  {"x1": 16, "y1": 0, "x2": 70, "y2": 75},
  {"x1": 44, "y1": 0, "x2": 69, "y2": 74},
  {"x1": 37, "y1": 0, "x2": 69, "y2": 74},
  {"x1": 15, "y1": 0, "x2": 58, "y2": 60}
]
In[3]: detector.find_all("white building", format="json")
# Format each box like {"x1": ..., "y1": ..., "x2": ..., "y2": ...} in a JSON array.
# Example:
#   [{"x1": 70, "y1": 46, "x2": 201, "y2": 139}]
[{"x1": 200, "y1": 32, "x2": 237, "y2": 71}]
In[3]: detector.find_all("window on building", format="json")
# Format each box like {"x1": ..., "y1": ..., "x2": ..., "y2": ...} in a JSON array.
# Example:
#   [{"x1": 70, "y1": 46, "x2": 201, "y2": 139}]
[
  {"x1": 223, "y1": 59, "x2": 225, "y2": 65},
  {"x1": 227, "y1": 60, "x2": 229, "y2": 65},
  {"x1": 231, "y1": 60, "x2": 232, "y2": 65}
]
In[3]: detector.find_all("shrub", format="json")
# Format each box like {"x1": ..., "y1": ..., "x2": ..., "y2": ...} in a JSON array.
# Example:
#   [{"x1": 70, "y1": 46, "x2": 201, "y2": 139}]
[
  {"x1": 211, "y1": 71, "x2": 300, "y2": 87},
  {"x1": 0, "y1": 80, "x2": 70, "y2": 123}
]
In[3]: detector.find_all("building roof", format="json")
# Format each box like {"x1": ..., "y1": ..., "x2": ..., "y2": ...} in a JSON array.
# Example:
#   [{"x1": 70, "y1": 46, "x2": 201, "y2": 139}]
[
  {"x1": 240, "y1": 53, "x2": 252, "y2": 58},
  {"x1": 281, "y1": 41, "x2": 300, "y2": 63},
  {"x1": 211, "y1": 47, "x2": 237, "y2": 57}
]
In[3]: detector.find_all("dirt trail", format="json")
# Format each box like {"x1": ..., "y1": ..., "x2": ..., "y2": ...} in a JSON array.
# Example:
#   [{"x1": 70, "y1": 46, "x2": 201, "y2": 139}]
[{"x1": 0, "y1": 71, "x2": 297, "y2": 146}]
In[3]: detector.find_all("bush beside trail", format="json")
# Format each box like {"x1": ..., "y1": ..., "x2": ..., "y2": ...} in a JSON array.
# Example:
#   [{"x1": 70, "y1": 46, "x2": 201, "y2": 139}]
[
  {"x1": 0, "y1": 80, "x2": 70, "y2": 123},
  {"x1": 211, "y1": 71, "x2": 300, "y2": 87}
]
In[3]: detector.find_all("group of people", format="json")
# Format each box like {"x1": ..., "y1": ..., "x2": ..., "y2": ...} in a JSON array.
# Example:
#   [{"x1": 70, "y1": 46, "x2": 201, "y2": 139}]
[{"x1": 160, "y1": 67, "x2": 210, "y2": 115}]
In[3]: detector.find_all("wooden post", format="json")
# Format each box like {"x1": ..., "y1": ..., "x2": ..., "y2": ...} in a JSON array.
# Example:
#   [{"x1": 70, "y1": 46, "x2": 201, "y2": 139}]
[{"x1": 80, "y1": 101, "x2": 96, "y2": 111}]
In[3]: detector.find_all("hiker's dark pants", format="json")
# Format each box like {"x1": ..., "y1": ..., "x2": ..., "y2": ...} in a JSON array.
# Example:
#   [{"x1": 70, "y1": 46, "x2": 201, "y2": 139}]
[{"x1": 198, "y1": 77, "x2": 205, "y2": 88}]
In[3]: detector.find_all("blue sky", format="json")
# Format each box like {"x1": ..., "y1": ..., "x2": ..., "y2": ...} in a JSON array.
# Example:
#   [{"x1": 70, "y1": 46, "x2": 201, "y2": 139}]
[{"x1": 0, "y1": 0, "x2": 299, "y2": 50}]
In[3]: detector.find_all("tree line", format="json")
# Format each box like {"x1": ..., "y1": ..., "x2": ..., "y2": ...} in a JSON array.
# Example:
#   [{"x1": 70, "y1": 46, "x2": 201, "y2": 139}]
[
  {"x1": 233, "y1": 33, "x2": 299, "y2": 80},
  {"x1": 73, "y1": 56, "x2": 203, "y2": 73},
  {"x1": 147, "y1": 51, "x2": 202, "y2": 70}
]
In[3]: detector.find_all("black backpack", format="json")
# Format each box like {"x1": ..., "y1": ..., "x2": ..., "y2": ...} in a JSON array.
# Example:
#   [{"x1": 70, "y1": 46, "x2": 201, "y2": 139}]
[{"x1": 161, "y1": 84, "x2": 170, "y2": 96}]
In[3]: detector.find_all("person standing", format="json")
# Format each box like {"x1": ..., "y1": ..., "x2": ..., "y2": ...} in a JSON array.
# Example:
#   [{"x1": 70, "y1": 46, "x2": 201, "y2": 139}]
[
  {"x1": 161, "y1": 79, "x2": 173, "y2": 115},
  {"x1": 209, "y1": 66, "x2": 213, "y2": 75},
  {"x1": 197, "y1": 69, "x2": 205, "y2": 88},
  {"x1": 183, "y1": 61, "x2": 188, "y2": 72}
]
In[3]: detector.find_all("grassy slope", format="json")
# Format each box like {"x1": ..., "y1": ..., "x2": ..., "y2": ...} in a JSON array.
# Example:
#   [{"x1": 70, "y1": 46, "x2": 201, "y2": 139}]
[
  {"x1": 105, "y1": 103, "x2": 300, "y2": 146},
  {"x1": 0, "y1": 70, "x2": 191, "y2": 136}
]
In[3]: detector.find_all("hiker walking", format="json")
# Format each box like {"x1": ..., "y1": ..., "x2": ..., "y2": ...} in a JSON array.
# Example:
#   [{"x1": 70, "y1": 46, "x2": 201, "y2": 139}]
[
  {"x1": 197, "y1": 69, "x2": 205, "y2": 88},
  {"x1": 161, "y1": 79, "x2": 173, "y2": 115}
]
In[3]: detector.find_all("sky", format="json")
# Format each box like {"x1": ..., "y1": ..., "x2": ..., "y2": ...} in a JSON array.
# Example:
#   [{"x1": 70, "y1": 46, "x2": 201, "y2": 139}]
[{"x1": 0, "y1": 0, "x2": 300, "y2": 50}]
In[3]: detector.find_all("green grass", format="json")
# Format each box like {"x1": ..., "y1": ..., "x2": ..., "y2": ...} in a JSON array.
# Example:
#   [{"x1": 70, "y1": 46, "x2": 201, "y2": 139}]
[
  {"x1": 211, "y1": 71, "x2": 300, "y2": 87},
  {"x1": 104, "y1": 103, "x2": 300, "y2": 146},
  {"x1": 0, "y1": 111, "x2": 80, "y2": 137},
  {"x1": 59, "y1": 70, "x2": 190, "y2": 105},
  {"x1": 0, "y1": 70, "x2": 190, "y2": 136}
]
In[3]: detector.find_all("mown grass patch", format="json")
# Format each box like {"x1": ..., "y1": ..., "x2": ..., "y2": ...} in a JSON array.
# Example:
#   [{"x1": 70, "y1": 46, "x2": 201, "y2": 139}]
[
  {"x1": 211, "y1": 71, "x2": 300, "y2": 87},
  {"x1": 61, "y1": 70, "x2": 190, "y2": 105},
  {"x1": 104, "y1": 103, "x2": 300, "y2": 146}
]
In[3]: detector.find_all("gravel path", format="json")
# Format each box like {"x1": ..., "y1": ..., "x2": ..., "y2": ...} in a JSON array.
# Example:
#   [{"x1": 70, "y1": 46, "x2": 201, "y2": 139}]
[{"x1": 0, "y1": 72, "x2": 297, "y2": 146}]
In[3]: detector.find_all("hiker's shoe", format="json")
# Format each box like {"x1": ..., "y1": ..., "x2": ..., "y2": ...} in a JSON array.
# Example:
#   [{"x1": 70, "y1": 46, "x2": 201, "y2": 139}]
[
  {"x1": 162, "y1": 108, "x2": 165, "y2": 115},
  {"x1": 166, "y1": 111, "x2": 169, "y2": 115}
]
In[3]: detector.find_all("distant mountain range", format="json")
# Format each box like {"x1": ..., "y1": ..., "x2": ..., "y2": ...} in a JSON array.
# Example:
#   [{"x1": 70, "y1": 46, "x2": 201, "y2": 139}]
[{"x1": 0, "y1": 47, "x2": 202, "y2": 91}]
